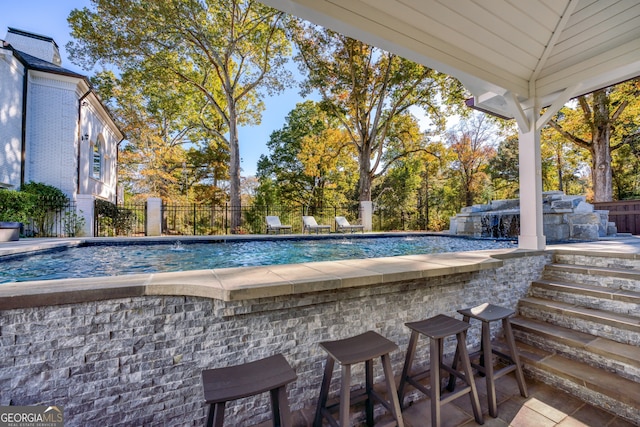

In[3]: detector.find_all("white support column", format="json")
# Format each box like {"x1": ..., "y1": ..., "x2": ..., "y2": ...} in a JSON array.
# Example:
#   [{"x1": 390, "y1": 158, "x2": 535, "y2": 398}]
[{"x1": 518, "y1": 107, "x2": 546, "y2": 250}]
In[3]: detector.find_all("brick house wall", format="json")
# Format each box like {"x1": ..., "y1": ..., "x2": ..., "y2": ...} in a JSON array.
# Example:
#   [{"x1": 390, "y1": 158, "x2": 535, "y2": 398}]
[{"x1": 0, "y1": 28, "x2": 122, "y2": 205}]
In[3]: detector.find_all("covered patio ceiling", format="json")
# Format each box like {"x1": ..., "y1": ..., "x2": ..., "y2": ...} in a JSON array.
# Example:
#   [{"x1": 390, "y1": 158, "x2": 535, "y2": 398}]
[
  {"x1": 260, "y1": 0, "x2": 640, "y2": 250},
  {"x1": 261, "y1": 0, "x2": 640, "y2": 126}
]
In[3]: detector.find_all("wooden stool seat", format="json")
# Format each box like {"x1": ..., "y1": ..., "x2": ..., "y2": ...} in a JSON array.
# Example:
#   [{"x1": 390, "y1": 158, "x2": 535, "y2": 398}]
[
  {"x1": 314, "y1": 331, "x2": 404, "y2": 427},
  {"x1": 448, "y1": 303, "x2": 528, "y2": 418},
  {"x1": 202, "y1": 354, "x2": 297, "y2": 427},
  {"x1": 398, "y1": 314, "x2": 484, "y2": 427}
]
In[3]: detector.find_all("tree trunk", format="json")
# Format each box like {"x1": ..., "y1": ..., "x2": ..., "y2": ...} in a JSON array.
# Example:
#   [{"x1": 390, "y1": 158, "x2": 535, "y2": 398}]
[
  {"x1": 465, "y1": 179, "x2": 474, "y2": 207},
  {"x1": 228, "y1": 106, "x2": 242, "y2": 232},
  {"x1": 591, "y1": 90, "x2": 613, "y2": 202},
  {"x1": 556, "y1": 148, "x2": 563, "y2": 192},
  {"x1": 358, "y1": 142, "x2": 372, "y2": 202}
]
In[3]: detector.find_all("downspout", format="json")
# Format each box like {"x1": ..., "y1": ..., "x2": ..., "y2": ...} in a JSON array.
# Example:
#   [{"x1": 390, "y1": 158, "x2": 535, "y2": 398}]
[
  {"x1": 19, "y1": 64, "x2": 28, "y2": 187},
  {"x1": 76, "y1": 91, "x2": 91, "y2": 195},
  {"x1": 115, "y1": 136, "x2": 125, "y2": 203}
]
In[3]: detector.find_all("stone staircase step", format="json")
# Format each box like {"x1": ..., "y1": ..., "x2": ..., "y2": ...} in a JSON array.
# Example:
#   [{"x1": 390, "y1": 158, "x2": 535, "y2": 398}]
[
  {"x1": 553, "y1": 251, "x2": 640, "y2": 271},
  {"x1": 543, "y1": 263, "x2": 640, "y2": 293},
  {"x1": 518, "y1": 297, "x2": 640, "y2": 345},
  {"x1": 510, "y1": 316, "x2": 640, "y2": 382},
  {"x1": 509, "y1": 340, "x2": 640, "y2": 425},
  {"x1": 530, "y1": 278, "x2": 640, "y2": 315}
]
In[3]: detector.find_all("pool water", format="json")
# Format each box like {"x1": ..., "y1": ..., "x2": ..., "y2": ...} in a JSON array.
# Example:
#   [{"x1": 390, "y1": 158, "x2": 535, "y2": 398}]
[{"x1": 0, "y1": 236, "x2": 516, "y2": 283}]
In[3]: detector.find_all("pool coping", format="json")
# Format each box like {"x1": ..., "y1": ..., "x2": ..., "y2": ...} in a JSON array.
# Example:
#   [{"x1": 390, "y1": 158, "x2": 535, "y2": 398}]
[
  {"x1": 0, "y1": 234, "x2": 532, "y2": 310},
  {"x1": 3, "y1": 234, "x2": 640, "y2": 310}
]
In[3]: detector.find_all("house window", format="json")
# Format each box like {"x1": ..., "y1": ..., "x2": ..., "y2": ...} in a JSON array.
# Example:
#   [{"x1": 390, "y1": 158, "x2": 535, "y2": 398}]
[{"x1": 92, "y1": 141, "x2": 102, "y2": 180}]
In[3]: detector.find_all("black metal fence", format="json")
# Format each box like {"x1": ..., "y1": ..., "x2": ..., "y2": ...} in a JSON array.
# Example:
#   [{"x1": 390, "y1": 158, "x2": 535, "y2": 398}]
[
  {"x1": 95, "y1": 200, "x2": 146, "y2": 237},
  {"x1": 162, "y1": 204, "x2": 362, "y2": 235},
  {"x1": 21, "y1": 201, "x2": 81, "y2": 237},
  {"x1": 93, "y1": 200, "x2": 427, "y2": 237}
]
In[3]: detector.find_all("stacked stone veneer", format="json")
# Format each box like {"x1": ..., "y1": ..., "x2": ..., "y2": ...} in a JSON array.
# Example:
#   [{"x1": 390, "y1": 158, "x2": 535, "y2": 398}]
[
  {"x1": 450, "y1": 191, "x2": 617, "y2": 241},
  {"x1": 0, "y1": 253, "x2": 550, "y2": 426}
]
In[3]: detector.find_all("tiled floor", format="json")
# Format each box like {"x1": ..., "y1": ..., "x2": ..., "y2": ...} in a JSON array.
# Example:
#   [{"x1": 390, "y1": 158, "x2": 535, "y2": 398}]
[
  {"x1": 394, "y1": 374, "x2": 636, "y2": 427},
  {"x1": 277, "y1": 373, "x2": 636, "y2": 427}
]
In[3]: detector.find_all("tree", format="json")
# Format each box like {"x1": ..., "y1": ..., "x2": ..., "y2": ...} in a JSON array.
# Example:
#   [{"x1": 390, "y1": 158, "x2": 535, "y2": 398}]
[
  {"x1": 291, "y1": 23, "x2": 463, "y2": 204},
  {"x1": 488, "y1": 135, "x2": 519, "y2": 200},
  {"x1": 68, "y1": 0, "x2": 292, "y2": 231},
  {"x1": 548, "y1": 79, "x2": 640, "y2": 202},
  {"x1": 257, "y1": 100, "x2": 357, "y2": 208},
  {"x1": 446, "y1": 113, "x2": 497, "y2": 207}
]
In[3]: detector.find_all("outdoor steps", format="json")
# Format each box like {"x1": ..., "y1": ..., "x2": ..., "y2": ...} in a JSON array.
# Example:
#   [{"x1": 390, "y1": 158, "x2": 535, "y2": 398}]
[
  {"x1": 554, "y1": 251, "x2": 640, "y2": 272},
  {"x1": 529, "y1": 278, "x2": 640, "y2": 316},
  {"x1": 543, "y1": 262, "x2": 640, "y2": 293},
  {"x1": 498, "y1": 339, "x2": 640, "y2": 423},
  {"x1": 518, "y1": 296, "x2": 640, "y2": 345},
  {"x1": 509, "y1": 316, "x2": 640, "y2": 383},
  {"x1": 506, "y1": 254, "x2": 640, "y2": 425}
]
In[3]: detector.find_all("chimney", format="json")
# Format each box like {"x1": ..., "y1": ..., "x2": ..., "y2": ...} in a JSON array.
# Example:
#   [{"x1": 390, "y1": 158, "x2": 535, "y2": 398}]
[{"x1": 5, "y1": 27, "x2": 61, "y2": 65}]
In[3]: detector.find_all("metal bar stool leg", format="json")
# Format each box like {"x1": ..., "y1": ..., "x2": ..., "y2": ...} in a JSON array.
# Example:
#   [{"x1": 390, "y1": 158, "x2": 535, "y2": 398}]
[
  {"x1": 270, "y1": 386, "x2": 293, "y2": 427},
  {"x1": 430, "y1": 336, "x2": 442, "y2": 427},
  {"x1": 482, "y1": 321, "x2": 498, "y2": 418},
  {"x1": 314, "y1": 356, "x2": 335, "y2": 427},
  {"x1": 207, "y1": 402, "x2": 225, "y2": 427},
  {"x1": 457, "y1": 330, "x2": 484, "y2": 424},
  {"x1": 398, "y1": 330, "x2": 419, "y2": 406},
  {"x1": 381, "y1": 353, "x2": 404, "y2": 427},
  {"x1": 340, "y1": 364, "x2": 351, "y2": 427},
  {"x1": 365, "y1": 359, "x2": 374, "y2": 426},
  {"x1": 503, "y1": 318, "x2": 528, "y2": 398}
]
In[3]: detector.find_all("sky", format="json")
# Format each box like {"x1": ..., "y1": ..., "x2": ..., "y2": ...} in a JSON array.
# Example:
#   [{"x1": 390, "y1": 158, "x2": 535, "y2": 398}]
[{"x1": 0, "y1": 0, "x2": 307, "y2": 176}]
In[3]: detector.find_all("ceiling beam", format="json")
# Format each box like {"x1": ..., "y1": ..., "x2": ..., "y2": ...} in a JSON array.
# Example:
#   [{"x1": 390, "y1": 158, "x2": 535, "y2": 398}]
[{"x1": 531, "y1": 0, "x2": 580, "y2": 83}]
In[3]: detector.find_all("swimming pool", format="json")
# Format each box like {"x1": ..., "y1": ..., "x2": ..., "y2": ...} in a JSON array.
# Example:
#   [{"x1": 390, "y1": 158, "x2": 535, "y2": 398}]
[{"x1": 0, "y1": 235, "x2": 517, "y2": 283}]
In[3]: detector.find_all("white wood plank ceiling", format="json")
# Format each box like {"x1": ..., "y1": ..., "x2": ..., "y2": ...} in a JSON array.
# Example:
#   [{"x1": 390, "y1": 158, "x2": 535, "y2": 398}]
[{"x1": 261, "y1": 0, "x2": 640, "y2": 119}]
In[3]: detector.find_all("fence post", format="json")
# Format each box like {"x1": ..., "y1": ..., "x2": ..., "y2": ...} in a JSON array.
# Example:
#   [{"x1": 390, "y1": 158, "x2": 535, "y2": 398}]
[
  {"x1": 76, "y1": 194, "x2": 95, "y2": 237},
  {"x1": 146, "y1": 197, "x2": 163, "y2": 236},
  {"x1": 193, "y1": 204, "x2": 197, "y2": 235},
  {"x1": 360, "y1": 201, "x2": 373, "y2": 231},
  {"x1": 225, "y1": 203, "x2": 228, "y2": 235}
]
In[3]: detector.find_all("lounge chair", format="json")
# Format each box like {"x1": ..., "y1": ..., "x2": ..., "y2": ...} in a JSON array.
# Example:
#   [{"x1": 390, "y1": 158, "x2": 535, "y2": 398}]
[
  {"x1": 335, "y1": 216, "x2": 364, "y2": 233},
  {"x1": 302, "y1": 216, "x2": 331, "y2": 234},
  {"x1": 266, "y1": 216, "x2": 292, "y2": 234}
]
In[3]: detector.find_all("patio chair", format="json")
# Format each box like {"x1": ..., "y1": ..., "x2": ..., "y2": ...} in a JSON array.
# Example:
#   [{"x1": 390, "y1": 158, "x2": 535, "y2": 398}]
[
  {"x1": 302, "y1": 216, "x2": 331, "y2": 234},
  {"x1": 266, "y1": 216, "x2": 292, "y2": 234},
  {"x1": 335, "y1": 216, "x2": 364, "y2": 233}
]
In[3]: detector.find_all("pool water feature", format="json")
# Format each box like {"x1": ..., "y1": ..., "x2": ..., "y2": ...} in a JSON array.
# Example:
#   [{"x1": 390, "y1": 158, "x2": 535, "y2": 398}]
[{"x1": 0, "y1": 235, "x2": 517, "y2": 283}]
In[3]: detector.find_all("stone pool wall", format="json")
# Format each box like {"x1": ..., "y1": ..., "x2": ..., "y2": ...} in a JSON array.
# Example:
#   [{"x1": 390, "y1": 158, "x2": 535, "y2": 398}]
[{"x1": 0, "y1": 252, "x2": 550, "y2": 426}]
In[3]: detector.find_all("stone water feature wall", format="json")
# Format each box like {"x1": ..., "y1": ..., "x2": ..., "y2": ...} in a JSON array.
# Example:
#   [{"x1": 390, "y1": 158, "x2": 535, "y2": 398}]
[
  {"x1": 0, "y1": 252, "x2": 550, "y2": 427},
  {"x1": 449, "y1": 191, "x2": 617, "y2": 241}
]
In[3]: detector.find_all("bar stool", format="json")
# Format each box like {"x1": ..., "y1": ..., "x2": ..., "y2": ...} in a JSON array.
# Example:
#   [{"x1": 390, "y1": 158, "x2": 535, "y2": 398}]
[
  {"x1": 314, "y1": 330, "x2": 404, "y2": 427},
  {"x1": 201, "y1": 354, "x2": 297, "y2": 427},
  {"x1": 398, "y1": 314, "x2": 483, "y2": 427},
  {"x1": 447, "y1": 303, "x2": 528, "y2": 418}
]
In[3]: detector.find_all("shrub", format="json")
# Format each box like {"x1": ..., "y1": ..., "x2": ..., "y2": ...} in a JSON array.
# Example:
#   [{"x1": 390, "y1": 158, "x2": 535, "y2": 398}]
[
  {"x1": 0, "y1": 190, "x2": 35, "y2": 223},
  {"x1": 20, "y1": 182, "x2": 69, "y2": 236},
  {"x1": 95, "y1": 199, "x2": 137, "y2": 235}
]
